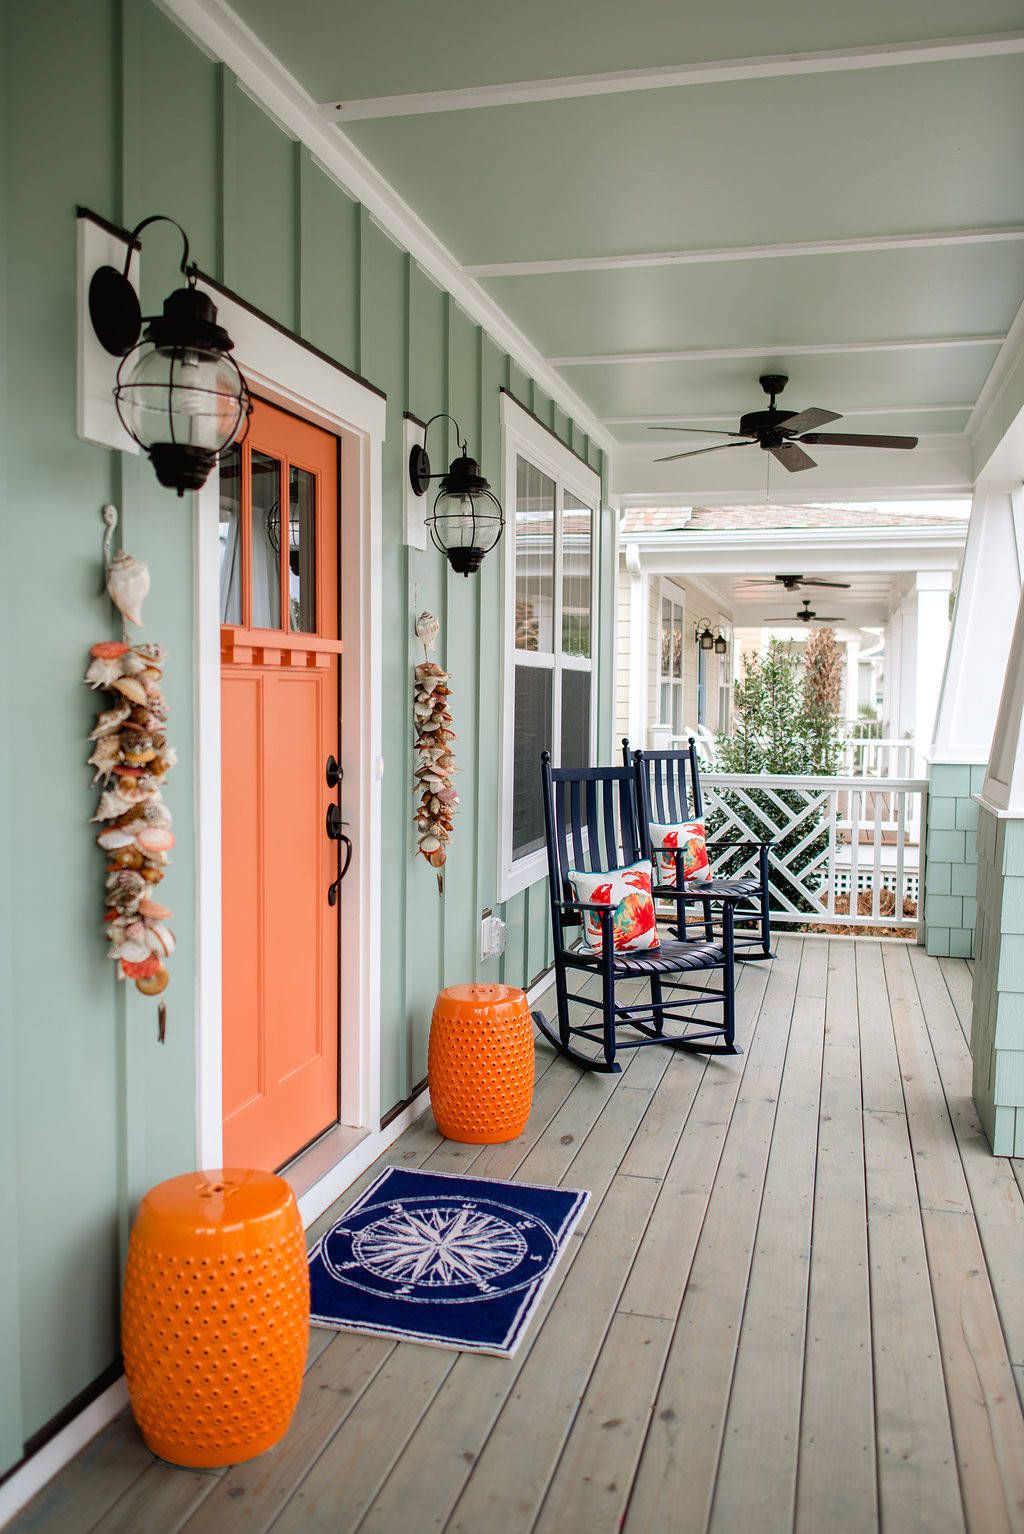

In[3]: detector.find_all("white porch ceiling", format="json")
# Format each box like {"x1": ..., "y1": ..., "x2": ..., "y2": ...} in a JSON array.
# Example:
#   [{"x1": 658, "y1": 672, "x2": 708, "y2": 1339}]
[{"x1": 225, "y1": 0, "x2": 1024, "y2": 502}]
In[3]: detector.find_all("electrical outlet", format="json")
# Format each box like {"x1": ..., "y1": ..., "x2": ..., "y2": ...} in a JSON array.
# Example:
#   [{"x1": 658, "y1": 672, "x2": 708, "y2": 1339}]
[{"x1": 480, "y1": 909, "x2": 507, "y2": 960}]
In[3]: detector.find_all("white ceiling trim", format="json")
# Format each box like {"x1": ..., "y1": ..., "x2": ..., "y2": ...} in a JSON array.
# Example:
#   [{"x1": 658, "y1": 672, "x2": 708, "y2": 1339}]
[
  {"x1": 605, "y1": 404, "x2": 974, "y2": 425},
  {"x1": 152, "y1": 0, "x2": 616, "y2": 455},
  {"x1": 552, "y1": 335, "x2": 1005, "y2": 367},
  {"x1": 966, "y1": 290, "x2": 1024, "y2": 442},
  {"x1": 468, "y1": 227, "x2": 1024, "y2": 278},
  {"x1": 322, "y1": 31, "x2": 1024, "y2": 119}
]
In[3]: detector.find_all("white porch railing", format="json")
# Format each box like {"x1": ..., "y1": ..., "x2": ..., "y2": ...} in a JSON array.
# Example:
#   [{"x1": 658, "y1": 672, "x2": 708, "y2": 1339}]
[
  {"x1": 838, "y1": 736, "x2": 915, "y2": 778},
  {"x1": 702, "y1": 772, "x2": 927, "y2": 933}
]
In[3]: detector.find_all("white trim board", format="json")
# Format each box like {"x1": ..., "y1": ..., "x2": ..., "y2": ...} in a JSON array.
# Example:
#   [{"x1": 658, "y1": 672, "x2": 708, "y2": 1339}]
[
  {"x1": 552, "y1": 335, "x2": 1005, "y2": 368},
  {"x1": 152, "y1": 0, "x2": 614, "y2": 458},
  {"x1": 498, "y1": 394, "x2": 602, "y2": 902},
  {"x1": 468, "y1": 227, "x2": 1024, "y2": 279},
  {"x1": 323, "y1": 31, "x2": 1024, "y2": 118}
]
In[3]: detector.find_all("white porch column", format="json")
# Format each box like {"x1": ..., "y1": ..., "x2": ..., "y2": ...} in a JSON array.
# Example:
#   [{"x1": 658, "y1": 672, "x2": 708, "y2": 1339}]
[
  {"x1": 931, "y1": 490, "x2": 1023, "y2": 764},
  {"x1": 624, "y1": 542, "x2": 649, "y2": 748},
  {"x1": 911, "y1": 570, "x2": 954, "y2": 778},
  {"x1": 843, "y1": 637, "x2": 861, "y2": 722}
]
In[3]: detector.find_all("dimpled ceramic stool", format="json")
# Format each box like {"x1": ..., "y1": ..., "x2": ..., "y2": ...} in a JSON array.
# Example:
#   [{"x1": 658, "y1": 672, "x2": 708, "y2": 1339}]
[
  {"x1": 122, "y1": 1169, "x2": 309, "y2": 1468},
  {"x1": 428, "y1": 983, "x2": 535, "y2": 1143}
]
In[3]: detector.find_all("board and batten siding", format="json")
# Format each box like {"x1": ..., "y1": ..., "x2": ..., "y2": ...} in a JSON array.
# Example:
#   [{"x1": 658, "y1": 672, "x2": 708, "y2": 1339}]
[{"x1": 0, "y1": 0, "x2": 609, "y2": 1470}]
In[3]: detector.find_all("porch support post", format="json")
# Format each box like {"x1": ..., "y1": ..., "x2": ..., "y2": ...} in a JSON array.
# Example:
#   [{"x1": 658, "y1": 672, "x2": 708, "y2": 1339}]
[
  {"x1": 625, "y1": 542, "x2": 649, "y2": 747},
  {"x1": 843, "y1": 636, "x2": 860, "y2": 722},
  {"x1": 924, "y1": 490, "x2": 1023, "y2": 958}
]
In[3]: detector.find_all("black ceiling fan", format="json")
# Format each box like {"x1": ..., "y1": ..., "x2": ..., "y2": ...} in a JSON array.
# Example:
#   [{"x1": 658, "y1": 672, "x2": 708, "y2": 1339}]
[
  {"x1": 765, "y1": 598, "x2": 846, "y2": 624},
  {"x1": 737, "y1": 573, "x2": 852, "y2": 592},
  {"x1": 650, "y1": 375, "x2": 918, "y2": 472}
]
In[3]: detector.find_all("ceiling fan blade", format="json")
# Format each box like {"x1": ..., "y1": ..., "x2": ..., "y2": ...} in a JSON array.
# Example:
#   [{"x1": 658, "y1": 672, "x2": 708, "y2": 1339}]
[
  {"x1": 646, "y1": 426, "x2": 750, "y2": 436},
  {"x1": 653, "y1": 441, "x2": 754, "y2": 464},
  {"x1": 794, "y1": 578, "x2": 851, "y2": 588},
  {"x1": 769, "y1": 442, "x2": 816, "y2": 473},
  {"x1": 799, "y1": 432, "x2": 918, "y2": 449},
  {"x1": 779, "y1": 407, "x2": 842, "y2": 435}
]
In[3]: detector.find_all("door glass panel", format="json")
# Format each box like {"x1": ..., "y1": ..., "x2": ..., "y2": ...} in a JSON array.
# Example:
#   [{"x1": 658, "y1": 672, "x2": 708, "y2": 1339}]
[
  {"x1": 251, "y1": 450, "x2": 282, "y2": 629},
  {"x1": 515, "y1": 456, "x2": 555, "y2": 653},
  {"x1": 288, "y1": 466, "x2": 317, "y2": 633},
  {"x1": 218, "y1": 443, "x2": 242, "y2": 624},
  {"x1": 672, "y1": 611, "x2": 683, "y2": 678},
  {"x1": 512, "y1": 664, "x2": 553, "y2": 859},
  {"x1": 561, "y1": 494, "x2": 592, "y2": 657}
]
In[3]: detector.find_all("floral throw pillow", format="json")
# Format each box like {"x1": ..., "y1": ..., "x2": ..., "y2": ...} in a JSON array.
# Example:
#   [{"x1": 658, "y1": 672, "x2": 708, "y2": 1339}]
[
  {"x1": 568, "y1": 860, "x2": 661, "y2": 955},
  {"x1": 649, "y1": 820, "x2": 712, "y2": 888}
]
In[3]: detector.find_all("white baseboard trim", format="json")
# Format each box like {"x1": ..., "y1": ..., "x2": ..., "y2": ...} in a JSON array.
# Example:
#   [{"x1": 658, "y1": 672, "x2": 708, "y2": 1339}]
[
  {"x1": 0, "y1": 966, "x2": 556, "y2": 1524},
  {"x1": 0, "y1": 1378, "x2": 130, "y2": 1528}
]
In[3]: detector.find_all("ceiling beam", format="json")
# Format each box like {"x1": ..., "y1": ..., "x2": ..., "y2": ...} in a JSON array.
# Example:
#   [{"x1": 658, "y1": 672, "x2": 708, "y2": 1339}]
[
  {"x1": 552, "y1": 335, "x2": 1005, "y2": 367},
  {"x1": 468, "y1": 227, "x2": 1024, "y2": 278},
  {"x1": 603, "y1": 404, "x2": 973, "y2": 425},
  {"x1": 323, "y1": 31, "x2": 1024, "y2": 119}
]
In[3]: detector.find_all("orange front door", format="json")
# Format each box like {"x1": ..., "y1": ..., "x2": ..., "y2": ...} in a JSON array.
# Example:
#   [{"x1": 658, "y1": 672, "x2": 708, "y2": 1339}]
[{"x1": 218, "y1": 398, "x2": 342, "y2": 1171}]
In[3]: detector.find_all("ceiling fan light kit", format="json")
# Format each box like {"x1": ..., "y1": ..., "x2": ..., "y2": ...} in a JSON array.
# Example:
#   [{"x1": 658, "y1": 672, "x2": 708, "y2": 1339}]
[{"x1": 649, "y1": 374, "x2": 919, "y2": 472}]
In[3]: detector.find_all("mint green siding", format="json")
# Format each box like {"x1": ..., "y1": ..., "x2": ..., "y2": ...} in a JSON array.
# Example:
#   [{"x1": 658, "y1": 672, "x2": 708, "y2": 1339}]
[
  {"x1": 0, "y1": 0, "x2": 608, "y2": 1470},
  {"x1": 972, "y1": 811, "x2": 1024, "y2": 1154},
  {"x1": 924, "y1": 762, "x2": 985, "y2": 957}
]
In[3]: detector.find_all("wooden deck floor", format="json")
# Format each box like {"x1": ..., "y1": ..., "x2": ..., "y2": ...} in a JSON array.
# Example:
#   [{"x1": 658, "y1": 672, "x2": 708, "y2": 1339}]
[{"x1": 13, "y1": 938, "x2": 1024, "y2": 1534}]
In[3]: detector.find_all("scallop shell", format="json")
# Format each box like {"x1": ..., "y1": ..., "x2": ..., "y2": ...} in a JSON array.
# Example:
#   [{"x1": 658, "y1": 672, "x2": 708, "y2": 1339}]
[
  {"x1": 97, "y1": 826, "x2": 136, "y2": 850},
  {"x1": 91, "y1": 640, "x2": 130, "y2": 660},
  {"x1": 106, "y1": 550, "x2": 150, "y2": 628},
  {"x1": 139, "y1": 898, "x2": 172, "y2": 920},
  {"x1": 136, "y1": 827, "x2": 175, "y2": 854}
]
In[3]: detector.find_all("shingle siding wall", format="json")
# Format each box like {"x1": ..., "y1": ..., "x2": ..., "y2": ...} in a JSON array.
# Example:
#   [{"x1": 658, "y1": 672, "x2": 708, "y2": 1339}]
[
  {"x1": 972, "y1": 809, "x2": 1024, "y2": 1155},
  {"x1": 924, "y1": 762, "x2": 985, "y2": 957}
]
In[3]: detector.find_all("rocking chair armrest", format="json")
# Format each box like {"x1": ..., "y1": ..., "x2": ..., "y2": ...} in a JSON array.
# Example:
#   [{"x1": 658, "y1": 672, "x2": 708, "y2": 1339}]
[{"x1": 556, "y1": 898, "x2": 615, "y2": 918}]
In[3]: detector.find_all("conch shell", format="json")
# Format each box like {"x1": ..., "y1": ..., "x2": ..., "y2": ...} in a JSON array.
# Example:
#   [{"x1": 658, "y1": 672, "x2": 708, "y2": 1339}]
[
  {"x1": 89, "y1": 704, "x2": 130, "y2": 739},
  {"x1": 84, "y1": 655, "x2": 126, "y2": 688},
  {"x1": 106, "y1": 550, "x2": 150, "y2": 628}
]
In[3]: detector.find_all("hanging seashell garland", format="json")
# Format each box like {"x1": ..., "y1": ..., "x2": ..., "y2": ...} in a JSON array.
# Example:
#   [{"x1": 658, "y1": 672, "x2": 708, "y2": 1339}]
[
  {"x1": 413, "y1": 610, "x2": 457, "y2": 894},
  {"x1": 87, "y1": 506, "x2": 176, "y2": 1029}
]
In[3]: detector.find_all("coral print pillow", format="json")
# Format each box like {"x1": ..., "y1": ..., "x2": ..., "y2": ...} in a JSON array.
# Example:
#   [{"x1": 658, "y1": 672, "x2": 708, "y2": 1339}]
[
  {"x1": 568, "y1": 861, "x2": 660, "y2": 955},
  {"x1": 650, "y1": 820, "x2": 711, "y2": 888}
]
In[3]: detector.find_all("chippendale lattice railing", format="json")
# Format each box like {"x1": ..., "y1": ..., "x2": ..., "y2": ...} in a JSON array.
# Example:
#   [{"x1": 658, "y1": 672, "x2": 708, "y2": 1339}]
[{"x1": 701, "y1": 772, "x2": 928, "y2": 932}]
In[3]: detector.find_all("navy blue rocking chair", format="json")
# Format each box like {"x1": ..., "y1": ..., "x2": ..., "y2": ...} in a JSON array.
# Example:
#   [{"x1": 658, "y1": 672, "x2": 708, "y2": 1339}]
[
  {"x1": 531, "y1": 751, "x2": 741, "y2": 1074},
  {"x1": 624, "y1": 737, "x2": 774, "y2": 961}
]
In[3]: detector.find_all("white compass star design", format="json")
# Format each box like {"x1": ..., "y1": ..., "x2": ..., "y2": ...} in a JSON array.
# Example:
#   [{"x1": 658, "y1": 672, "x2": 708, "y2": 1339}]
[{"x1": 352, "y1": 1202, "x2": 527, "y2": 1289}]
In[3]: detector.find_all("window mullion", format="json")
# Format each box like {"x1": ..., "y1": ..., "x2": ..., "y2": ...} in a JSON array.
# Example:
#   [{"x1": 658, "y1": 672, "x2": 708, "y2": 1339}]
[{"x1": 551, "y1": 482, "x2": 564, "y2": 765}]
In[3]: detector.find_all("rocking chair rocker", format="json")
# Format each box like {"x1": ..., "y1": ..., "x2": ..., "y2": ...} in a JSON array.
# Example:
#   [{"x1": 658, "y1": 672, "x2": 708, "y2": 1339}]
[
  {"x1": 624, "y1": 738, "x2": 774, "y2": 961},
  {"x1": 531, "y1": 752, "x2": 741, "y2": 1073}
]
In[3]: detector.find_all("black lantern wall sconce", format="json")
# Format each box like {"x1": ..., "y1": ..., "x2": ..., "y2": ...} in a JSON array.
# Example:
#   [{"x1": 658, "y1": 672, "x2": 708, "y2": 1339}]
[
  {"x1": 408, "y1": 414, "x2": 504, "y2": 576},
  {"x1": 88, "y1": 215, "x2": 250, "y2": 496},
  {"x1": 695, "y1": 622, "x2": 730, "y2": 654}
]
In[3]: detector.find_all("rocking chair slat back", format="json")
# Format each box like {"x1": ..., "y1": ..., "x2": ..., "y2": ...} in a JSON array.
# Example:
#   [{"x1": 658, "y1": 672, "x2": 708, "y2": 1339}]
[
  {"x1": 541, "y1": 753, "x2": 643, "y2": 911},
  {"x1": 623, "y1": 737, "x2": 703, "y2": 824}
]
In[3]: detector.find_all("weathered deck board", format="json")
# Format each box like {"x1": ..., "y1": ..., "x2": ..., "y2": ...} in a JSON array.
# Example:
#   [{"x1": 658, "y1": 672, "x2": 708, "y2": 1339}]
[
  {"x1": 12, "y1": 939, "x2": 1024, "y2": 1534},
  {"x1": 795, "y1": 940, "x2": 878, "y2": 1532},
  {"x1": 708, "y1": 939, "x2": 827, "y2": 1533}
]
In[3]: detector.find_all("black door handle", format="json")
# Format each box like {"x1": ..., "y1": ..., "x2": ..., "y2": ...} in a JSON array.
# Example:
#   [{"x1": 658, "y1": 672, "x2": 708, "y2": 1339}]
[
  {"x1": 328, "y1": 833, "x2": 353, "y2": 906},
  {"x1": 326, "y1": 803, "x2": 348, "y2": 840}
]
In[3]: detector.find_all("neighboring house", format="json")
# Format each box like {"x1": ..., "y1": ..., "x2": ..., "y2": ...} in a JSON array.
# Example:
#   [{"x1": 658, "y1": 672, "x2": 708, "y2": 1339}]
[{"x1": 616, "y1": 502, "x2": 968, "y2": 766}]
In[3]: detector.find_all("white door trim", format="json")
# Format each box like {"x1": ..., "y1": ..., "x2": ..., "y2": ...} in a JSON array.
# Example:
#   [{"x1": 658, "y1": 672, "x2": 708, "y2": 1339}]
[{"x1": 193, "y1": 275, "x2": 386, "y2": 1171}]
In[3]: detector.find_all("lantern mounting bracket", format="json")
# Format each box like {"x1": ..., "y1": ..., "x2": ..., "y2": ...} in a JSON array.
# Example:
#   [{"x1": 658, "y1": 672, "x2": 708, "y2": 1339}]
[
  {"x1": 88, "y1": 214, "x2": 196, "y2": 357},
  {"x1": 408, "y1": 412, "x2": 469, "y2": 497}
]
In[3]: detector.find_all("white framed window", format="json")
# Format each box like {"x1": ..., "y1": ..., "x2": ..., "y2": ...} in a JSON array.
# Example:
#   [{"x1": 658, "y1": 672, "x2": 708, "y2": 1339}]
[
  {"x1": 499, "y1": 394, "x2": 601, "y2": 899},
  {"x1": 658, "y1": 586, "x2": 686, "y2": 736}
]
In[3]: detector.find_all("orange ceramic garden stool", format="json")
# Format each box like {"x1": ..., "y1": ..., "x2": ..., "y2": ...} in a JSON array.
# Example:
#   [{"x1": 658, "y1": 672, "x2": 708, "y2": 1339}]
[
  {"x1": 121, "y1": 1169, "x2": 309, "y2": 1468},
  {"x1": 428, "y1": 983, "x2": 535, "y2": 1143}
]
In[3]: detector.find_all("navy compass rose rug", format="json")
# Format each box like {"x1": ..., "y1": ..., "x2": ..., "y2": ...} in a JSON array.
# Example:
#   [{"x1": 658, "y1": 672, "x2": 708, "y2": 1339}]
[{"x1": 308, "y1": 1166, "x2": 588, "y2": 1356}]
